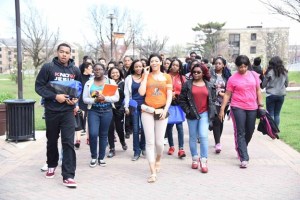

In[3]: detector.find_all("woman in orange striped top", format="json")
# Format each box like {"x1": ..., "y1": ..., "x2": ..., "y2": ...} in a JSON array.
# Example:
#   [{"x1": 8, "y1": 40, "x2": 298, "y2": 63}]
[{"x1": 139, "y1": 53, "x2": 173, "y2": 183}]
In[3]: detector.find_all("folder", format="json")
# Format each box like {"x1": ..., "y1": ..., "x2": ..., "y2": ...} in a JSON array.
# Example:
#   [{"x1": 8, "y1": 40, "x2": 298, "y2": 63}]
[{"x1": 102, "y1": 84, "x2": 118, "y2": 96}]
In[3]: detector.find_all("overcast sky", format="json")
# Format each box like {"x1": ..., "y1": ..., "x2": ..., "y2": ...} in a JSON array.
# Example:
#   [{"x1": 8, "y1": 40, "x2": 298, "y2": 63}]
[{"x1": 1, "y1": 0, "x2": 300, "y2": 46}]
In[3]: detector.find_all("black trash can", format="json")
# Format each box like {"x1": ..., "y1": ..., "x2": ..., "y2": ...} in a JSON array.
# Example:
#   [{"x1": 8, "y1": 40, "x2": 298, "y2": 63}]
[{"x1": 4, "y1": 99, "x2": 36, "y2": 143}]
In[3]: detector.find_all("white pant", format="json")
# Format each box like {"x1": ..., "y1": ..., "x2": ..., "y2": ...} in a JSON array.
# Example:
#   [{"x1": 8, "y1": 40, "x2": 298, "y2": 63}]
[{"x1": 141, "y1": 112, "x2": 168, "y2": 163}]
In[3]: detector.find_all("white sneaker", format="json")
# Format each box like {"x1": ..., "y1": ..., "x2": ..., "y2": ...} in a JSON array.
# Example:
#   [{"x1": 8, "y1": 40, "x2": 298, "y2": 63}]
[
  {"x1": 164, "y1": 138, "x2": 168, "y2": 145},
  {"x1": 41, "y1": 163, "x2": 48, "y2": 172}
]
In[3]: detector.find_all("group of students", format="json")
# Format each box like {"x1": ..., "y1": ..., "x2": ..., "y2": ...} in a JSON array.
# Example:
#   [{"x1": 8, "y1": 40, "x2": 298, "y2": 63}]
[{"x1": 35, "y1": 42, "x2": 288, "y2": 188}]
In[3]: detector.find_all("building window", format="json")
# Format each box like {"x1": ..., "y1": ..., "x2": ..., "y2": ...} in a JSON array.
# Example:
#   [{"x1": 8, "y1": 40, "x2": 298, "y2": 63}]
[
  {"x1": 0, "y1": 61, "x2": 2, "y2": 65},
  {"x1": 251, "y1": 33, "x2": 257, "y2": 41},
  {"x1": 229, "y1": 34, "x2": 240, "y2": 47},
  {"x1": 72, "y1": 49, "x2": 75, "y2": 53},
  {"x1": 0, "y1": 54, "x2": 2, "y2": 58},
  {"x1": 0, "y1": 47, "x2": 2, "y2": 51},
  {"x1": 250, "y1": 46, "x2": 256, "y2": 54},
  {"x1": 8, "y1": 51, "x2": 11, "y2": 55},
  {"x1": 72, "y1": 56, "x2": 75, "y2": 59}
]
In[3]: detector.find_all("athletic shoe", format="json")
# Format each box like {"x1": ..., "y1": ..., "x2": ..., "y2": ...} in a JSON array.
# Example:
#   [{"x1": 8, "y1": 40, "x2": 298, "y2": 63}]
[
  {"x1": 41, "y1": 163, "x2": 48, "y2": 172},
  {"x1": 98, "y1": 160, "x2": 107, "y2": 167},
  {"x1": 215, "y1": 143, "x2": 222, "y2": 154},
  {"x1": 132, "y1": 155, "x2": 140, "y2": 161},
  {"x1": 191, "y1": 160, "x2": 198, "y2": 169},
  {"x1": 107, "y1": 149, "x2": 115, "y2": 158},
  {"x1": 63, "y1": 178, "x2": 77, "y2": 188},
  {"x1": 168, "y1": 147, "x2": 175, "y2": 155},
  {"x1": 45, "y1": 167, "x2": 56, "y2": 178},
  {"x1": 240, "y1": 161, "x2": 248, "y2": 168},
  {"x1": 178, "y1": 149, "x2": 186, "y2": 158},
  {"x1": 164, "y1": 138, "x2": 168, "y2": 145},
  {"x1": 89, "y1": 159, "x2": 97, "y2": 168},
  {"x1": 121, "y1": 142, "x2": 128, "y2": 151},
  {"x1": 200, "y1": 158, "x2": 208, "y2": 173},
  {"x1": 74, "y1": 140, "x2": 80, "y2": 149}
]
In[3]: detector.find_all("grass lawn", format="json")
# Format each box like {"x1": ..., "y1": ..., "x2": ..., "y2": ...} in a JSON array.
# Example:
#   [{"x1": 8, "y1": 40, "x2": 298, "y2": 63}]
[
  {"x1": 278, "y1": 91, "x2": 300, "y2": 152},
  {"x1": 0, "y1": 71, "x2": 300, "y2": 152},
  {"x1": 0, "y1": 74, "x2": 45, "y2": 130}
]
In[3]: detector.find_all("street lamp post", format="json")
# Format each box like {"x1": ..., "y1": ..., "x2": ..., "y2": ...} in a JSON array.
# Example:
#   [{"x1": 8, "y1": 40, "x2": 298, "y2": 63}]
[{"x1": 107, "y1": 14, "x2": 115, "y2": 61}]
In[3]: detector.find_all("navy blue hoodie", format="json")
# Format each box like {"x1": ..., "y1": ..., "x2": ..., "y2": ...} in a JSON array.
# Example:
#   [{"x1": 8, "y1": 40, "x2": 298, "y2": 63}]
[{"x1": 35, "y1": 57, "x2": 82, "y2": 112}]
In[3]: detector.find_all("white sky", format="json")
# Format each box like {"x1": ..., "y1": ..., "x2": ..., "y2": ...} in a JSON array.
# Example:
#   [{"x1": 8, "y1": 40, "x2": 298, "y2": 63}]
[{"x1": 1, "y1": 0, "x2": 300, "y2": 46}]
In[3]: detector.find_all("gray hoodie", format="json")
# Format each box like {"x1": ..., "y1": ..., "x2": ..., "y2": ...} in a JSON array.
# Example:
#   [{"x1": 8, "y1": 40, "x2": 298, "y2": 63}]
[{"x1": 261, "y1": 69, "x2": 288, "y2": 96}]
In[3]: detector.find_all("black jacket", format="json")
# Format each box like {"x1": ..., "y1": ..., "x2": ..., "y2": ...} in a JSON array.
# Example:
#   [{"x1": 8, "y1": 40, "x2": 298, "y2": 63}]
[
  {"x1": 178, "y1": 79, "x2": 217, "y2": 125},
  {"x1": 114, "y1": 80, "x2": 125, "y2": 110},
  {"x1": 35, "y1": 57, "x2": 81, "y2": 112}
]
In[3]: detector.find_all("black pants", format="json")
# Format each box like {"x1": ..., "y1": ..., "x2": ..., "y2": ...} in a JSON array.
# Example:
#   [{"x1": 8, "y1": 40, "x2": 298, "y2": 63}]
[
  {"x1": 125, "y1": 113, "x2": 132, "y2": 134},
  {"x1": 231, "y1": 107, "x2": 257, "y2": 162},
  {"x1": 108, "y1": 108, "x2": 125, "y2": 149},
  {"x1": 45, "y1": 110, "x2": 76, "y2": 180},
  {"x1": 82, "y1": 109, "x2": 88, "y2": 131},
  {"x1": 212, "y1": 105, "x2": 229, "y2": 144}
]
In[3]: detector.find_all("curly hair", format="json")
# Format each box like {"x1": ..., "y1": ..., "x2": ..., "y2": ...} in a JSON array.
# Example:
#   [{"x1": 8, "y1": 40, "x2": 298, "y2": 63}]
[{"x1": 190, "y1": 63, "x2": 211, "y2": 81}]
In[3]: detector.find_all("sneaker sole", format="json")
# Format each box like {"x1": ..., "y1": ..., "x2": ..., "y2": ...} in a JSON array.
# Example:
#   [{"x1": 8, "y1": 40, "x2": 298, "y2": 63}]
[
  {"x1": 89, "y1": 164, "x2": 97, "y2": 168},
  {"x1": 63, "y1": 183, "x2": 77, "y2": 188},
  {"x1": 46, "y1": 175, "x2": 55, "y2": 179}
]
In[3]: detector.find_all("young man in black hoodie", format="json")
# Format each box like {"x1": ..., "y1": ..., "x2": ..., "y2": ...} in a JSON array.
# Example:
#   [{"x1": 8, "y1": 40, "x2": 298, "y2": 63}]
[{"x1": 35, "y1": 43, "x2": 81, "y2": 188}]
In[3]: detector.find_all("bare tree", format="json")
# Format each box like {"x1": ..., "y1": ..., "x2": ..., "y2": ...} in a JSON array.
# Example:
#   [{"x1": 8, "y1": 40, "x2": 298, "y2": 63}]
[
  {"x1": 138, "y1": 36, "x2": 169, "y2": 59},
  {"x1": 22, "y1": 5, "x2": 59, "y2": 75},
  {"x1": 86, "y1": 5, "x2": 143, "y2": 62},
  {"x1": 168, "y1": 44, "x2": 187, "y2": 58},
  {"x1": 260, "y1": 0, "x2": 300, "y2": 23}
]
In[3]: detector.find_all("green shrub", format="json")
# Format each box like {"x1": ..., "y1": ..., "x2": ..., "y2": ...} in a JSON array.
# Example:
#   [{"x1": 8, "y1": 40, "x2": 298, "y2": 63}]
[{"x1": 0, "y1": 93, "x2": 14, "y2": 103}]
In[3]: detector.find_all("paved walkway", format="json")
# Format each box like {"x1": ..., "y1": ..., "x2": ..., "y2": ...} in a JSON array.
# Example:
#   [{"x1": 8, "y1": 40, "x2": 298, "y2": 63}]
[{"x1": 0, "y1": 119, "x2": 300, "y2": 200}]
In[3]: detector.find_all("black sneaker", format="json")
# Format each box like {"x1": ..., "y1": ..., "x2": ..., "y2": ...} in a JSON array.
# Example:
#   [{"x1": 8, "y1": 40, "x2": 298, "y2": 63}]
[
  {"x1": 89, "y1": 159, "x2": 97, "y2": 168},
  {"x1": 121, "y1": 142, "x2": 128, "y2": 151},
  {"x1": 141, "y1": 150, "x2": 146, "y2": 156},
  {"x1": 107, "y1": 149, "x2": 115, "y2": 158},
  {"x1": 98, "y1": 160, "x2": 107, "y2": 167},
  {"x1": 125, "y1": 133, "x2": 130, "y2": 139}
]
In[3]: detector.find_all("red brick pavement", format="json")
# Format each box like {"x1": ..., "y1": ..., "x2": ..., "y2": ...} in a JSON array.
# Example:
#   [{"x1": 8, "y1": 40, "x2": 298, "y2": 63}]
[{"x1": 0, "y1": 119, "x2": 300, "y2": 200}]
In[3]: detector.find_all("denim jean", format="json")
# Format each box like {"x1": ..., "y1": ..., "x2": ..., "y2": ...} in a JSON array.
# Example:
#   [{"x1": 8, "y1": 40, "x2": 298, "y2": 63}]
[
  {"x1": 88, "y1": 108, "x2": 113, "y2": 160},
  {"x1": 231, "y1": 107, "x2": 256, "y2": 162},
  {"x1": 187, "y1": 112, "x2": 209, "y2": 159},
  {"x1": 266, "y1": 95, "x2": 285, "y2": 127},
  {"x1": 166, "y1": 123, "x2": 184, "y2": 149},
  {"x1": 131, "y1": 107, "x2": 145, "y2": 156}
]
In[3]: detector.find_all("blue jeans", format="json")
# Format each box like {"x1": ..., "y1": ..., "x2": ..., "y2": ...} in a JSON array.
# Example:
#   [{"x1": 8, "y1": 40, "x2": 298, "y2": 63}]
[
  {"x1": 88, "y1": 108, "x2": 113, "y2": 160},
  {"x1": 131, "y1": 107, "x2": 145, "y2": 156},
  {"x1": 166, "y1": 123, "x2": 184, "y2": 149},
  {"x1": 266, "y1": 95, "x2": 285, "y2": 127},
  {"x1": 187, "y1": 112, "x2": 209, "y2": 160}
]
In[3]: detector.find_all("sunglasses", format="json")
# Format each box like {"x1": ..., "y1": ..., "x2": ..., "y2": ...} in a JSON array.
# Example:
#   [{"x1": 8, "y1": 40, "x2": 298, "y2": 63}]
[{"x1": 192, "y1": 71, "x2": 202, "y2": 74}]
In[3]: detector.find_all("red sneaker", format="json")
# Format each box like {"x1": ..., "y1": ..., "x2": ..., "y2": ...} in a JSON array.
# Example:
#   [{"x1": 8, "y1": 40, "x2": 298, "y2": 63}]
[
  {"x1": 178, "y1": 149, "x2": 186, "y2": 158},
  {"x1": 45, "y1": 167, "x2": 56, "y2": 179},
  {"x1": 191, "y1": 160, "x2": 198, "y2": 169},
  {"x1": 168, "y1": 147, "x2": 175, "y2": 155},
  {"x1": 200, "y1": 158, "x2": 208, "y2": 173},
  {"x1": 63, "y1": 178, "x2": 77, "y2": 188}
]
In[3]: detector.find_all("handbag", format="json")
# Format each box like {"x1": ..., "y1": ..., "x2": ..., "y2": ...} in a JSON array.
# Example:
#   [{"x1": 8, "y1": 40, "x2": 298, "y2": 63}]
[
  {"x1": 75, "y1": 110, "x2": 84, "y2": 131},
  {"x1": 167, "y1": 105, "x2": 185, "y2": 124}
]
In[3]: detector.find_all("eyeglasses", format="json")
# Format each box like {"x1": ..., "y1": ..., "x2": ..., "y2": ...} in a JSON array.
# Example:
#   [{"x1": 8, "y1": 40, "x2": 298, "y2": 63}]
[{"x1": 192, "y1": 71, "x2": 202, "y2": 74}]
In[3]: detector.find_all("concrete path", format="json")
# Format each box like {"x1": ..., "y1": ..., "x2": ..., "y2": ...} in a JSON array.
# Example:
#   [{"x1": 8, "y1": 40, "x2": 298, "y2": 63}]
[{"x1": 0, "y1": 119, "x2": 300, "y2": 200}]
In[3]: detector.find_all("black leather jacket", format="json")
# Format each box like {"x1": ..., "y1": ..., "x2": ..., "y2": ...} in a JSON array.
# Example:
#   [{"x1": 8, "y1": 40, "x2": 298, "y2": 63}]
[{"x1": 178, "y1": 79, "x2": 217, "y2": 125}]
